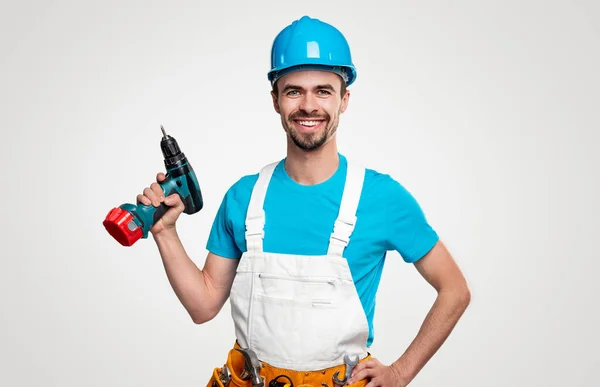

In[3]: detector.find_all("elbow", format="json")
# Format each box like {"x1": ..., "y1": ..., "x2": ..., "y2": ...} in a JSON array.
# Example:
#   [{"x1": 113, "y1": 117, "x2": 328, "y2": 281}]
[
  {"x1": 191, "y1": 314, "x2": 210, "y2": 325},
  {"x1": 455, "y1": 282, "x2": 471, "y2": 310},
  {"x1": 190, "y1": 305, "x2": 220, "y2": 325},
  {"x1": 440, "y1": 282, "x2": 471, "y2": 311},
  {"x1": 191, "y1": 311, "x2": 215, "y2": 325},
  {"x1": 460, "y1": 285, "x2": 471, "y2": 309}
]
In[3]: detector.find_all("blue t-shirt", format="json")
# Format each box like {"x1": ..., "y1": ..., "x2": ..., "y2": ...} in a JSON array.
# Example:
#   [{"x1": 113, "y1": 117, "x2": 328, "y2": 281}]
[{"x1": 206, "y1": 154, "x2": 439, "y2": 347}]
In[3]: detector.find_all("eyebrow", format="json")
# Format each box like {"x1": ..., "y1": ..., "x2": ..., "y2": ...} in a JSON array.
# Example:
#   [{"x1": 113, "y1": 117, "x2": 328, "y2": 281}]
[{"x1": 281, "y1": 84, "x2": 336, "y2": 93}]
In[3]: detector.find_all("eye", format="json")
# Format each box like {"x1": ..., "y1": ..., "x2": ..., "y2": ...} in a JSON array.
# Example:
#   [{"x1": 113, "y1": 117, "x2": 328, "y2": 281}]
[
  {"x1": 317, "y1": 89, "x2": 332, "y2": 95},
  {"x1": 286, "y1": 90, "x2": 300, "y2": 96}
]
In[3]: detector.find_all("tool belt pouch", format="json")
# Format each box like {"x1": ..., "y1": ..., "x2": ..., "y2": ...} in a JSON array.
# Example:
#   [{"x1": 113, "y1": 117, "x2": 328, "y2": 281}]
[
  {"x1": 208, "y1": 367, "x2": 226, "y2": 387},
  {"x1": 207, "y1": 366, "x2": 250, "y2": 387},
  {"x1": 207, "y1": 348, "x2": 256, "y2": 387}
]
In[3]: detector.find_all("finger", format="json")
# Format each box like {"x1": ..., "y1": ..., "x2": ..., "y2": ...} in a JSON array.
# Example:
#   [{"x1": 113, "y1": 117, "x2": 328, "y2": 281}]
[
  {"x1": 164, "y1": 193, "x2": 184, "y2": 210},
  {"x1": 143, "y1": 187, "x2": 160, "y2": 207},
  {"x1": 156, "y1": 172, "x2": 166, "y2": 182},
  {"x1": 161, "y1": 194, "x2": 184, "y2": 225},
  {"x1": 348, "y1": 367, "x2": 376, "y2": 385},
  {"x1": 150, "y1": 182, "x2": 164, "y2": 202},
  {"x1": 352, "y1": 359, "x2": 377, "y2": 376},
  {"x1": 136, "y1": 193, "x2": 151, "y2": 206}
]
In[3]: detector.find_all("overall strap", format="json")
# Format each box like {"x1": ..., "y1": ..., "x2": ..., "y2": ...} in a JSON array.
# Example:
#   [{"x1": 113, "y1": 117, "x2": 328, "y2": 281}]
[
  {"x1": 327, "y1": 160, "x2": 366, "y2": 257},
  {"x1": 245, "y1": 161, "x2": 279, "y2": 253}
]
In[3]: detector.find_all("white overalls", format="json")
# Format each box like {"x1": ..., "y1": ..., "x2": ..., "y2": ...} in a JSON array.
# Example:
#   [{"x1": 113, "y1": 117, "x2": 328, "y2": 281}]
[{"x1": 228, "y1": 159, "x2": 370, "y2": 371}]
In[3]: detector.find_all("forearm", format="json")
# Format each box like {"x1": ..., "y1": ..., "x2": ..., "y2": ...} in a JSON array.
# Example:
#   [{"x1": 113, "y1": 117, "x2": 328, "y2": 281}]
[
  {"x1": 153, "y1": 228, "x2": 216, "y2": 324},
  {"x1": 391, "y1": 288, "x2": 470, "y2": 385}
]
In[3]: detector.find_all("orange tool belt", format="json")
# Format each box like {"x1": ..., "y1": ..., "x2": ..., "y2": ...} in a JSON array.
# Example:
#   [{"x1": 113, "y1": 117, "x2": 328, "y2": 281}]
[{"x1": 207, "y1": 342, "x2": 371, "y2": 387}]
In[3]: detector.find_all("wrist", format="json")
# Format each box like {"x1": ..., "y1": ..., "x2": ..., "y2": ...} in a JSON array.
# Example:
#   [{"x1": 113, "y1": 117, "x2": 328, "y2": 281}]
[
  {"x1": 152, "y1": 227, "x2": 179, "y2": 243},
  {"x1": 390, "y1": 359, "x2": 412, "y2": 386}
]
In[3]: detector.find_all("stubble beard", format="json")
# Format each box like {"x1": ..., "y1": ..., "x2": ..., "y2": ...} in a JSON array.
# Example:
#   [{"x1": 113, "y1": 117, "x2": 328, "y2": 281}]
[{"x1": 284, "y1": 110, "x2": 340, "y2": 152}]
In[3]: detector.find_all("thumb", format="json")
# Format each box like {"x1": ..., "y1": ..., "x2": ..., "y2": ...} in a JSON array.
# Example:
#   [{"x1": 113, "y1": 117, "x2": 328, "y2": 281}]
[
  {"x1": 164, "y1": 193, "x2": 184, "y2": 209},
  {"x1": 162, "y1": 194, "x2": 185, "y2": 225}
]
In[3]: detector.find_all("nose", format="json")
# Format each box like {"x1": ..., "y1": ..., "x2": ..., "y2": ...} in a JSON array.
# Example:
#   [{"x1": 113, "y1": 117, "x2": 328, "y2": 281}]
[{"x1": 299, "y1": 93, "x2": 319, "y2": 114}]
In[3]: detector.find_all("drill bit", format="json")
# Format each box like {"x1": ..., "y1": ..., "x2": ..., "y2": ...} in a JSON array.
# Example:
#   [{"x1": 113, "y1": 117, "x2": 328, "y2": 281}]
[{"x1": 161, "y1": 125, "x2": 167, "y2": 138}]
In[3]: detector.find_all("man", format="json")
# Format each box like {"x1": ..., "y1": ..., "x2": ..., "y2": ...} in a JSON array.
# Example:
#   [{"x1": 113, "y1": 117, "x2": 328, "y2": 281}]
[{"x1": 137, "y1": 15, "x2": 470, "y2": 387}]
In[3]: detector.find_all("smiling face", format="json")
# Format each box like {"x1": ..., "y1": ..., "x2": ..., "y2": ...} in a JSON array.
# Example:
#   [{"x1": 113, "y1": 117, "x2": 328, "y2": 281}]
[{"x1": 271, "y1": 70, "x2": 350, "y2": 152}]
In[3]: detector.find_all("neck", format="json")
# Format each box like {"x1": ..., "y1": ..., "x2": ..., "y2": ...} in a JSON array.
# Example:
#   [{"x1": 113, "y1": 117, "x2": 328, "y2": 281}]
[{"x1": 284, "y1": 137, "x2": 340, "y2": 185}]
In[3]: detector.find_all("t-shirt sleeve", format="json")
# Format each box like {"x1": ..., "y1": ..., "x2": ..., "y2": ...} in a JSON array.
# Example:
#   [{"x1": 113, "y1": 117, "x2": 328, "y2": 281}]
[
  {"x1": 385, "y1": 178, "x2": 439, "y2": 263},
  {"x1": 205, "y1": 186, "x2": 243, "y2": 259}
]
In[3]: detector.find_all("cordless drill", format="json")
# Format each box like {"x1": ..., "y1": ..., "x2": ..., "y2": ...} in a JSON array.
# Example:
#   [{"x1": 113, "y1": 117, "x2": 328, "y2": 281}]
[{"x1": 103, "y1": 126, "x2": 204, "y2": 246}]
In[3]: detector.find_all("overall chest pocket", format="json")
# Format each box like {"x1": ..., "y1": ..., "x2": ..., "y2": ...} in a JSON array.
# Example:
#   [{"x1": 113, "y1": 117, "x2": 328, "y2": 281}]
[{"x1": 255, "y1": 273, "x2": 342, "y2": 305}]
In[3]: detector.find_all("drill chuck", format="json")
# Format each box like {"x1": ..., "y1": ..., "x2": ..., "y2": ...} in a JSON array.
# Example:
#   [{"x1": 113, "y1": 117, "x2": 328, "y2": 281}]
[
  {"x1": 103, "y1": 126, "x2": 204, "y2": 247},
  {"x1": 160, "y1": 125, "x2": 186, "y2": 169}
]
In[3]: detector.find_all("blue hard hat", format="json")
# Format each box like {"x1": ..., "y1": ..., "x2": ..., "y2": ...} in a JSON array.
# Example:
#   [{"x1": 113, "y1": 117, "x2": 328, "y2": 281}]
[{"x1": 268, "y1": 16, "x2": 357, "y2": 86}]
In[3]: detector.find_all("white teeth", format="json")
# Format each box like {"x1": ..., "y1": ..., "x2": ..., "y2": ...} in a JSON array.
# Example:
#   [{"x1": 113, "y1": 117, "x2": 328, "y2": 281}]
[{"x1": 298, "y1": 120, "x2": 320, "y2": 126}]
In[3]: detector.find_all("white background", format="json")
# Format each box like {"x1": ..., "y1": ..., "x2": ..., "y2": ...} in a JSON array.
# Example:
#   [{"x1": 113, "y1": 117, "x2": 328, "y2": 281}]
[{"x1": 1, "y1": 1, "x2": 598, "y2": 386}]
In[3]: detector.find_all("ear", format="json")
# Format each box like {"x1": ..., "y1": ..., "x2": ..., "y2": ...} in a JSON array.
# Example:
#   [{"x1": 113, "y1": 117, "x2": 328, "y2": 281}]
[
  {"x1": 271, "y1": 90, "x2": 280, "y2": 114},
  {"x1": 340, "y1": 89, "x2": 350, "y2": 113}
]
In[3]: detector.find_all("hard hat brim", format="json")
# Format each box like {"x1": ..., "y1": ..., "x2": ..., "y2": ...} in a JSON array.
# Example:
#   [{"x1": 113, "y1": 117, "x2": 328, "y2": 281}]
[{"x1": 268, "y1": 64, "x2": 357, "y2": 86}]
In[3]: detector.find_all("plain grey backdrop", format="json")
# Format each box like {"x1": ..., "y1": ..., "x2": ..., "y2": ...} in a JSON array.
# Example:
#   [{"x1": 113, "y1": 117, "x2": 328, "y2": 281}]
[{"x1": 1, "y1": 0, "x2": 598, "y2": 386}]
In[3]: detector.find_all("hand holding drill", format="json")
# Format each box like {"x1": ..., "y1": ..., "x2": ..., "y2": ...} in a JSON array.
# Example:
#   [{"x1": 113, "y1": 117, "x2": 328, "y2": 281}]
[
  {"x1": 136, "y1": 171, "x2": 185, "y2": 236},
  {"x1": 103, "y1": 126, "x2": 204, "y2": 246}
]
